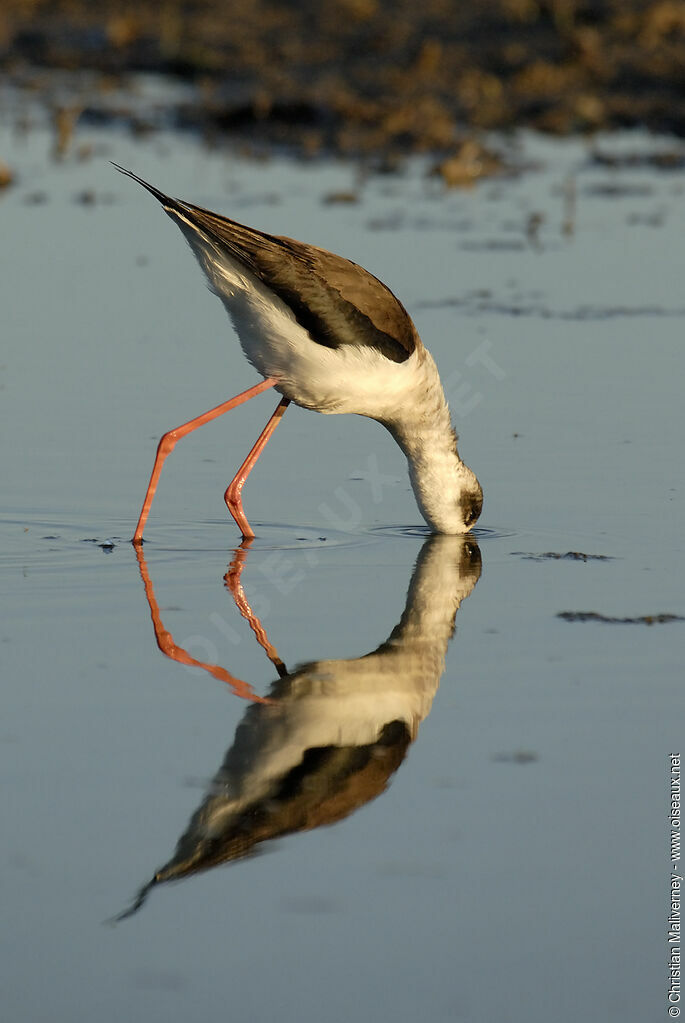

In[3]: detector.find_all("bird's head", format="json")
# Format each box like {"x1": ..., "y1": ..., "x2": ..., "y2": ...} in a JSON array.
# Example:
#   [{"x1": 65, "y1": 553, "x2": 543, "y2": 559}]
[
  {"x1": 459, "y1": 471, "x2": 483, "y2": 531},
  {"x1": 408, "y1": 457, "x2": 483, "y2": 535}
]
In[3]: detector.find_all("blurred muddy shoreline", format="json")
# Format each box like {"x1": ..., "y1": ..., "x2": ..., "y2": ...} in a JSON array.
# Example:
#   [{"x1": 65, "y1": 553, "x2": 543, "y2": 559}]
[{"x1": 2, "y1": 0, "x2": 685, "y2": 168}]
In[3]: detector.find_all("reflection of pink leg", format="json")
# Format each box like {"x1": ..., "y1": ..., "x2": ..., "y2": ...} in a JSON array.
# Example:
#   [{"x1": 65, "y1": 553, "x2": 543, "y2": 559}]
[
  {"x1": 132, "y1": 377, "x2": 277, "y2": 543},
  {"x1": 225, "y1": 542, "x2": 288, "y2": 676},
  {"x1": 133, "y1": 544, "x2": 268, "y2": 704},
  {"x1": 225, "y1": 397, "x2": 290, "y2": 539}
]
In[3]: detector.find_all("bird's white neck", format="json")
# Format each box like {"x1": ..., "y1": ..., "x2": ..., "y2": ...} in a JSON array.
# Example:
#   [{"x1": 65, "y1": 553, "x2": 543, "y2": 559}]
[{"x1": 383, "y1": 358, "x2": 480, "y2": 534}]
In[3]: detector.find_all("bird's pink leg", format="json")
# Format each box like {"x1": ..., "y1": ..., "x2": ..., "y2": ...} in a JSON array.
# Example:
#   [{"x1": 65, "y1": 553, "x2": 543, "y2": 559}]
[
  {"x1": 132, "y1": 378, "x2": 277, "y2": 543},
  {"x1": 225, "y1": 397, "x2": 290, "y2": 539}
]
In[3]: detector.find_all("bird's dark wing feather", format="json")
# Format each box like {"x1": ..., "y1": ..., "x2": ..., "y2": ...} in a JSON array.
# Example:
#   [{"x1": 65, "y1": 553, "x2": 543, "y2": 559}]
[{"x1": 114, "y1": 165, "x2": 418, "y2": 364}]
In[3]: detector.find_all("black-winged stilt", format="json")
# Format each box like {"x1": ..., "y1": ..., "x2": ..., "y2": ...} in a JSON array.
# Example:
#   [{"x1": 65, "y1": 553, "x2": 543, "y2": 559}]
[{"x1": 114, "y1": 165, "x2": 483, "y2": 541}]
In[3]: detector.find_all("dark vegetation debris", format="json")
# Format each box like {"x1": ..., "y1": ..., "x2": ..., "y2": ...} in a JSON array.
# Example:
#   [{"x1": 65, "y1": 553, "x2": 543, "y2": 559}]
[
  {"x1": 557, "y1": 611, "x2": 685, "y2": 624},
  {"x1": 514, "y1": 551, "x2": 614, "y2": 561},
  {"x1": 2, "y1": 1, "x2": 685, "y2": 167}
]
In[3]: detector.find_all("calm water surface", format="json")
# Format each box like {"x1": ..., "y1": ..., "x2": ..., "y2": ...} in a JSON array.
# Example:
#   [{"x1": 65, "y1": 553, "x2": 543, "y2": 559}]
[{"x1": 1, "y1": 109, "x2": 684, "y2": 1022}]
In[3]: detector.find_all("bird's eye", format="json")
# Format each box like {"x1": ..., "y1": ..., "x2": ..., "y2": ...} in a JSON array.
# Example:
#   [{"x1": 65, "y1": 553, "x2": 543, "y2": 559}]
[{"x1": 462, "y1": 492, "x2": 483, "y2": 527}]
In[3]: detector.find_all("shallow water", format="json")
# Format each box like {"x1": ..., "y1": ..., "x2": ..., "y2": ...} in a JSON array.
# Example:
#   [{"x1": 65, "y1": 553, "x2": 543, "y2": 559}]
[{"x1": 1, "y1": 109, "x2": 684, "y2": 1022}]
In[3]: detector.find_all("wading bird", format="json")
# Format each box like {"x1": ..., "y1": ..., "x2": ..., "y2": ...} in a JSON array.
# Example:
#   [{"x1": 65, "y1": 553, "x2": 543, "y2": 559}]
[{"x1": 115, "y1": 166, "x2": 482, "y2": 540}]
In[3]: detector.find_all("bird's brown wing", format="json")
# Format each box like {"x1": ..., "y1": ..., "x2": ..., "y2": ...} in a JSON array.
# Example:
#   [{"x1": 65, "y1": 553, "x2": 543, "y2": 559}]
[
  {"x1": 113, "y1": 165, "x2": 418, "y2": 363},
  {"x1": 178, "y1": 201, "x2": 419, "y2": 364}
]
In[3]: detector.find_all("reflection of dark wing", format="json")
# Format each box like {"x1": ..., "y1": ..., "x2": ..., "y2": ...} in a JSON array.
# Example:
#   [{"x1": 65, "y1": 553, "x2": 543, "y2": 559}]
[
  {"x1": 111, "y1": 722, "x2": 410, "y2": 921},
  {"x1": 113, "y1": 164, "x2": 418, "y2": 364},
  {"x1": 157, "y1": 720, "x2": 410, "y2": 882}
]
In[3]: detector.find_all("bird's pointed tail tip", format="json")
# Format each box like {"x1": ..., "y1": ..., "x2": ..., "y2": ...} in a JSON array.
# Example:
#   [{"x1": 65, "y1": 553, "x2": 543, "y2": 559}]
[
  {"x1": 104, "y1": 877, "x2": 157, "y2": 926},
  {"x1": 111, "y1": 163, "x2": 173, "y2": 206}
]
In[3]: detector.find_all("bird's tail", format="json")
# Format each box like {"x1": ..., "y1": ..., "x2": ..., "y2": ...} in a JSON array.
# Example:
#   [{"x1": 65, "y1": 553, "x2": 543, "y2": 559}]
[{"x1": 111, "y1": 162, "x2": 177, "y2": 209}]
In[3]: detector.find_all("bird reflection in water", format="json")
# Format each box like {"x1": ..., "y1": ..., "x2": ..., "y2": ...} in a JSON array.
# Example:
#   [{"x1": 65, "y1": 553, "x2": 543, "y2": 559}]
[{"x1": 116, "y1": 535, "x2": 481, "y2": 920}]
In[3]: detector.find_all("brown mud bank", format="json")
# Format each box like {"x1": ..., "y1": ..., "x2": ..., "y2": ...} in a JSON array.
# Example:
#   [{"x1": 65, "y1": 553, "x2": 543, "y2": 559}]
[{"x1": 2, "y1": 1, "x2": 685, "y2": 165}]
